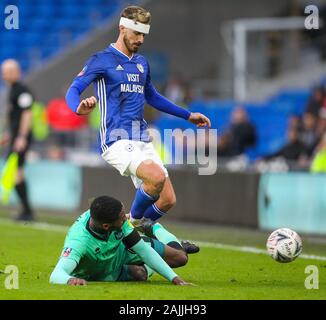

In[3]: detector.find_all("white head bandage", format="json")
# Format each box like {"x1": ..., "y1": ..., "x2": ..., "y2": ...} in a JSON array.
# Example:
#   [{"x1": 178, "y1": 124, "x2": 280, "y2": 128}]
[{"x1": 119, "y1": 17, "x2": 150, "y2": 34}]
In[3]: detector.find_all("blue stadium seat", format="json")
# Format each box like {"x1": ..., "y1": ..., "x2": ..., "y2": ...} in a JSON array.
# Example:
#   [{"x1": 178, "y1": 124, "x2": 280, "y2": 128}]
[
  {"x1": 179, "y1": 96, "x2": 307, "y2": 160},
  {"x1": 0, "y1": 0, "x2": 124, "y2": 72},
  {"x1": 268, "y1": 89, "x2": 310, "y2": 116}
]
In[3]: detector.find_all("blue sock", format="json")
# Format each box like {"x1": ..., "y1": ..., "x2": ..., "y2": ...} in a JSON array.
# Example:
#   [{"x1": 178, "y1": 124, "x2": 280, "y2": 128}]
[
  {"x1": 130, "y1": 186, "x2": 158, "y2": 219},
  {"x1": 143, "y1": 203, "x2": 166, "y2": 221}
]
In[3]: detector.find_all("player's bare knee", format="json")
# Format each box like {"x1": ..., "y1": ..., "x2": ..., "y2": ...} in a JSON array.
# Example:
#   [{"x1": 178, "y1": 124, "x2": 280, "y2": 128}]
[
  {"x1": 176, "y1": 251, "x2": 188, "y2": 267},
  {"x1": 135, "y1": 268, "x2": 147, "y2": 281},
  {"x1": 140, "y1": 161, "x2": 166, "y2": 193},
  {"x1": 168, "y1": 250, "x2": 188, "y2": 268}
]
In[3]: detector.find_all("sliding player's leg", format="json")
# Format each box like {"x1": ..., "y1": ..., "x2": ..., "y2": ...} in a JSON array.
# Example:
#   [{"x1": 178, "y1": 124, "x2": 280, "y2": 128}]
[
  {"x1": 117, "y1": 264, "x2": 149, "y2": 281},
  {"x1": 120, "y1": 235, "x2": 188, "y2": 279},
  {"x1": 141, "y1": 235, "x2": 188, "y2": 268},
  {"x1": 115, "y1": 247, "x2": 185, "y2": 282},
  {"x1": 141, "y1": 221, "x2": 200, "y2": 255}
]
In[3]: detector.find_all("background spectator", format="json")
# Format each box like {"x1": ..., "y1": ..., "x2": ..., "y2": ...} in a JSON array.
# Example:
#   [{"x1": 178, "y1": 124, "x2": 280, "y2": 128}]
[
  {"x1": 288, "y1": 114, "x2": 302, "y2": 131},
  {"x1": 305, "y1": 86, "x2": 324, "y2": 117},
  {"x1": 217, "y1": 106, "x2": 257, "y2": 157},
  {"x1": 299, "y1": 112, "x2": 319, "y2": 157},
  {"x1": 317, "y1": 106, "x2": 326, "y2": 137},
  {"x1": 164, "y1": 74, "x2": 192, "y2": 107},
  {"x1": 263, "y1": 127, "x2": 308, "y2": 162},
  {"x1": 46, "y1": 93, "x2": 87, "y2": 148}
]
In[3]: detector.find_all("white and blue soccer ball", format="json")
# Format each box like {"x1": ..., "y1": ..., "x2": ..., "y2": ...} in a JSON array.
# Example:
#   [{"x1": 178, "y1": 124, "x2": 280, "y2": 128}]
[{"x1": 266, "y1": 228, "x2": 302, "y2": 263}]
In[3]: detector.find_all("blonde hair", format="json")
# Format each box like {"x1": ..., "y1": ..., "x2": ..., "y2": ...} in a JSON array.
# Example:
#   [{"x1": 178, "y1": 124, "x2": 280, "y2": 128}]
[{"x1": 121, "y1": 6, "x2": 151, "y2": 24}]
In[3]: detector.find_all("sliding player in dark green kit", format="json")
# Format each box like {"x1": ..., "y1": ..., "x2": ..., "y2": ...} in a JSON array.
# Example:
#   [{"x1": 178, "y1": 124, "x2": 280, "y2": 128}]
[{"x1": 50, "y1": 195, "x2": 195, "y2": 285}]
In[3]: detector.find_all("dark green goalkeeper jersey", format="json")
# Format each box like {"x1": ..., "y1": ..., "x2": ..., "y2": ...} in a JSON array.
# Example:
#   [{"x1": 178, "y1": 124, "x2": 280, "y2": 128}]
[{"x1": 50, "y1": 210, "x2": 177, "y2": 283}]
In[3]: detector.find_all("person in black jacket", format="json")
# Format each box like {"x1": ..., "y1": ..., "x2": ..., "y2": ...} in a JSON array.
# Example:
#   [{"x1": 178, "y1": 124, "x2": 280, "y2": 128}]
[
  {"x1": 264, "y1": 127, "x2": 308, "y2": 161},
  {"x1": 305, "y1": 86, "x2": 324, "y2": 117},
  {"x1": 217, "y1": 106, "x2": 257, "y2": 157},
  {"x1": 0, "y1": 59, "x2": 34, "y2": 221}
]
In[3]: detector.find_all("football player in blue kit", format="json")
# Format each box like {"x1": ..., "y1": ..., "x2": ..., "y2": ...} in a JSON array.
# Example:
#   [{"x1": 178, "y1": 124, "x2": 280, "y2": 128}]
[{"x1": 66, "y1": 6, "x2": 211, "y2": 238}]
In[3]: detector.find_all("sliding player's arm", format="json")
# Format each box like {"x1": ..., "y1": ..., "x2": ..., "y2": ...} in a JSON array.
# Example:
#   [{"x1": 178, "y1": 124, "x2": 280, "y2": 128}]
[
  {"x1": 65, "y1": 55, "x2": 104, "y2": 115},
  {"x1": 144, "y1": 62, "x2": 211, "y2": 128},
  {"x1": 49, "y1": 242, "x2": 86, "y2": 285},
  {"x1": 49, "y1": 258, "x2": 85, "y2": 285},
  {"x1": 122, "y1": 221, "x2": 189, "y2": 285}
]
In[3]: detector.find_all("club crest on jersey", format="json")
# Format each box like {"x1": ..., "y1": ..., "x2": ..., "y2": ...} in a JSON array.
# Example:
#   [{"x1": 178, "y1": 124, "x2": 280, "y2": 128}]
[
  {"x1": 114, "y1": 231, "x2": 123, "y2": 240},
  {"x1": 125, "y1": 143, "x2": 134, "y2": 152},
  {"x1": 78, "y1": 66, "x2": 87, "y2": 76},
  {"x1": 137, "y1": 63, "x2": 144, "y2": 73},
  {"x1": 62, "y1": 247, "x2": 72, "y2": 257}
]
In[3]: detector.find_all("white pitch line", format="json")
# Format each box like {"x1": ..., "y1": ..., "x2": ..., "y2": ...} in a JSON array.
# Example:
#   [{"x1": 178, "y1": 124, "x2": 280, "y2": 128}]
[
  {"x1": 0, "y1": 218, "x2": 69, "y2": 233},
  {"x1": 1, "y1": 218, "x2": 326, "y2": 261},
  {"x1": 195, "y1": 241, "x2": 326, "y2": 261}
]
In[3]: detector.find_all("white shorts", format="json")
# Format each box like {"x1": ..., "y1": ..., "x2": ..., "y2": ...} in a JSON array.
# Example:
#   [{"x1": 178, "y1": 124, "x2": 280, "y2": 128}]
[{"x1": 102, "y1": 140, "x2": 169, "y2": 188}]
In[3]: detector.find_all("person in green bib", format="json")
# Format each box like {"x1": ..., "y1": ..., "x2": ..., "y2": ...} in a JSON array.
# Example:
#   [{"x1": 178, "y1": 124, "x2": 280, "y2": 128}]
[{"x1": 50, "y1": 195, "x2": 194, "y2": 286}]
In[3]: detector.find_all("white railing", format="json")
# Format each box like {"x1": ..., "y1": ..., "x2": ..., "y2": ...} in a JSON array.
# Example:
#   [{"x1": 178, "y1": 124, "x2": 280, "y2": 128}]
[{"x1": 223, "y1": 17, "x2": 311, "y2": 101}]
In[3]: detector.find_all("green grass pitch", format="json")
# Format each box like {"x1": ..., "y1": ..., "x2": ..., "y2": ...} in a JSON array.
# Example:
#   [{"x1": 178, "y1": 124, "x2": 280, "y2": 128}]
[{"x1": 0, "y1": 217, "x2": 325, "y2": 300}]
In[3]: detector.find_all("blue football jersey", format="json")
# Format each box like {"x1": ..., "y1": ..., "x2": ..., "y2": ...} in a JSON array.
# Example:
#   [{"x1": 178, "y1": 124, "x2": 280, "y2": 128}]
[
  {"x1": 66, "y1": 43, "x2": 191, "y2": 154},
  {"x1": 74, "y1": 44, "x2": 152, "y2": 153}
]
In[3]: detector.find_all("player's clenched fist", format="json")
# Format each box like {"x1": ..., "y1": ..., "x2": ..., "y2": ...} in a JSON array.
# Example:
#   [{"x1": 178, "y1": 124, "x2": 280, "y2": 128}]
[
  {"x1": 67, "y1": 278, "x2": 87, "y2": 286},
  {"x1": 188, "y1": 112, "x2": 211, "y2": 128},
  {"x1": 76, "y1": 96, "x2": 97, "y2": 115}
]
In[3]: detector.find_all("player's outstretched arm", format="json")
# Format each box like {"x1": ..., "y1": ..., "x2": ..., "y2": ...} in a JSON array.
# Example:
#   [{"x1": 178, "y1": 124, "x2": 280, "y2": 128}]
[
  {"x1": 49, "y1": 257, "x2": 86, "y2": 285},
  {"x1": 66, "y1": 54, "x2": 104, "y2": 115},
  {"x1": 66, "y1": 80, "x2": 97, "y2": 115},
  {"x1": 145, "y1": 83, "x2": 191, "y2": 120},
  {"x1": 145, "y1": 83, "x2": 211, "y2": 128}
]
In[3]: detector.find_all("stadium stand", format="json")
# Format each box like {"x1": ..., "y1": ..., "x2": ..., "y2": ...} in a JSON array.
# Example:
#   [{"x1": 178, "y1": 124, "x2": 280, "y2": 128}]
[
  {"x1": 153, "y1": 88, "x2": 312, "y2": 160},
  {"x1": 0, "y1": 0, "x2": 135, "y2": 73},
  {"x1": 0, "y1": 0, "x2": 318, "y2": 164}
]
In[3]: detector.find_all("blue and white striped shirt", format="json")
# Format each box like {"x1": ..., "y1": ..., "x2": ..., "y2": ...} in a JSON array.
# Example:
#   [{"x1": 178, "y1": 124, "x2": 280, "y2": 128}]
[{"x1": 66, "y1": 44, "x2": 191, "y2": 154}]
